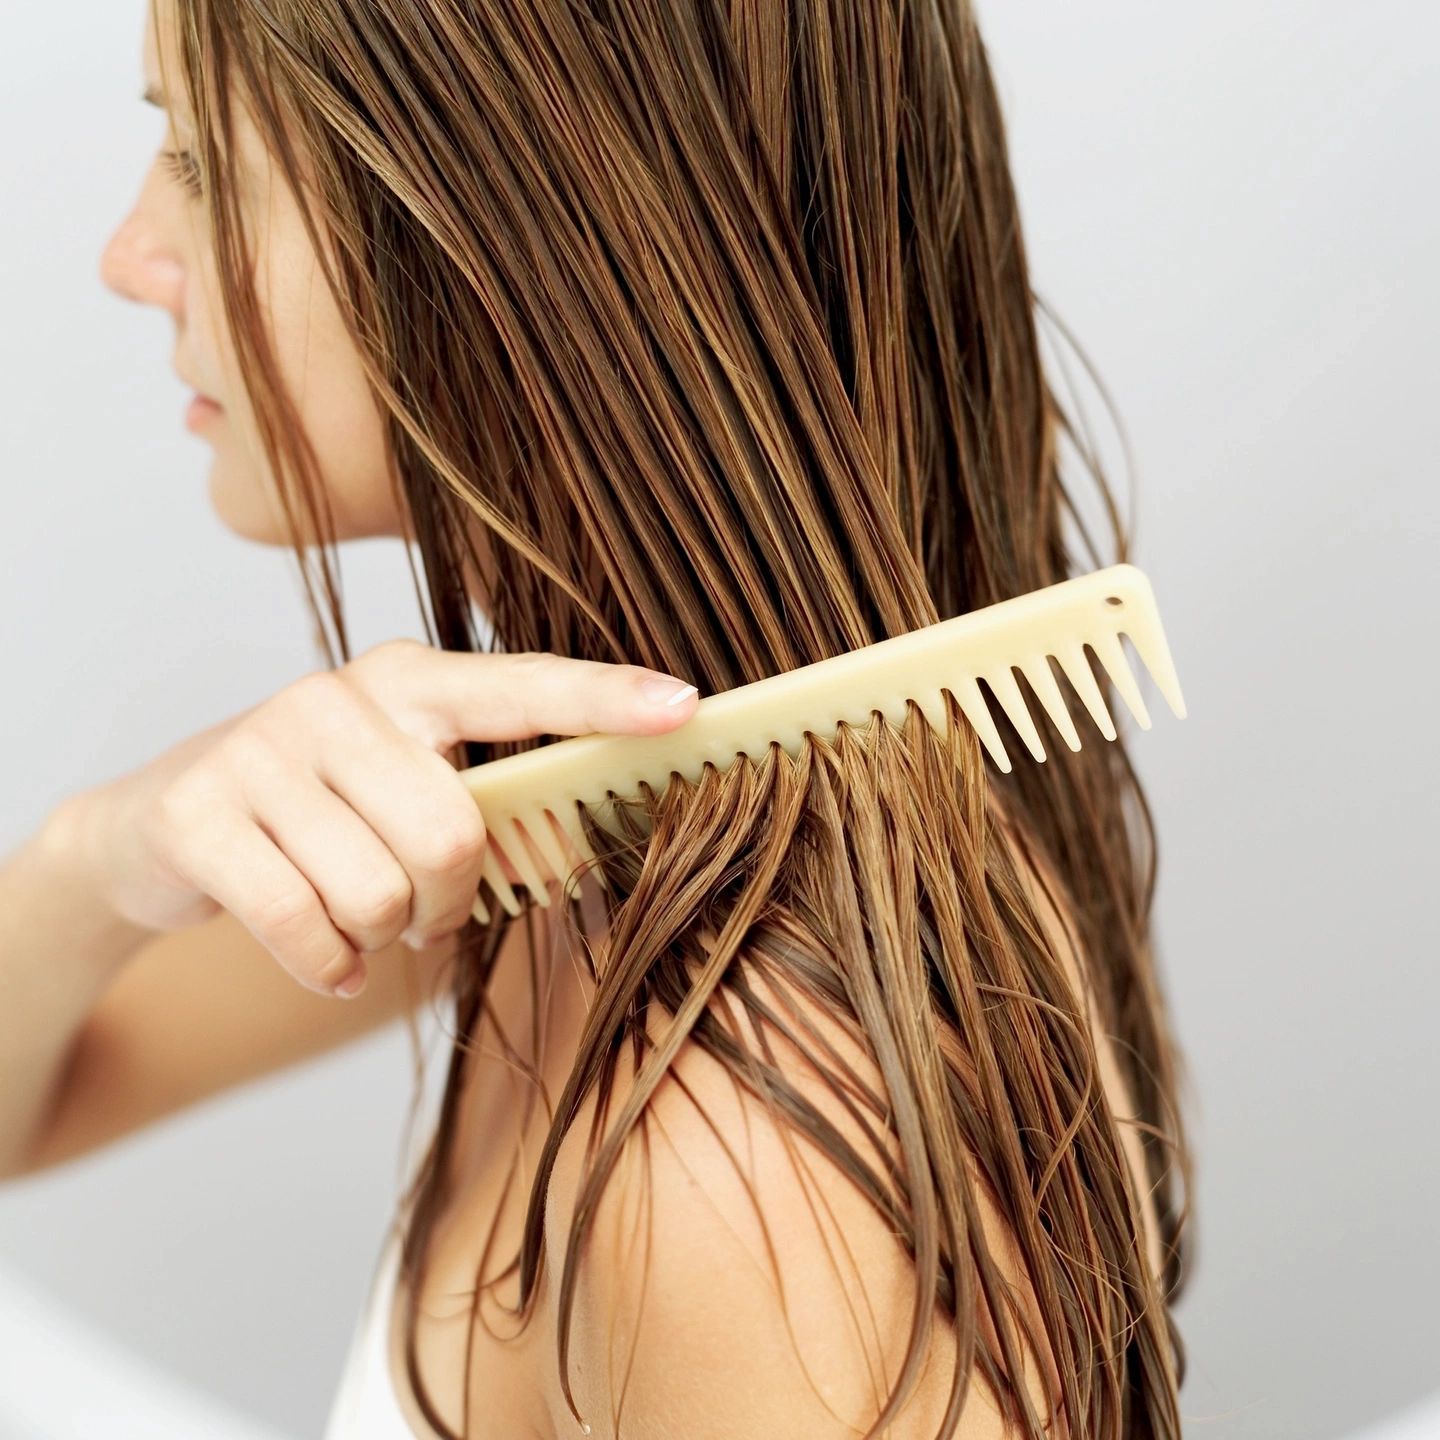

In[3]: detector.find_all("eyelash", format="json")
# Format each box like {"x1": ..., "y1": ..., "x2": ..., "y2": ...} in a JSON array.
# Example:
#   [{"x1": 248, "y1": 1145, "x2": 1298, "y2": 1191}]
[{"x1": 158, "y1": 148, "x2": 204, "y2": 197}]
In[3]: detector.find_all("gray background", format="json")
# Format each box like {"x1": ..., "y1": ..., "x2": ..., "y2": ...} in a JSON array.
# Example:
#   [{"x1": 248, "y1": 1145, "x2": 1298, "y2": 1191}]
[{"x1": 2, "y1": 2, "x2": 1435, "y2": 1437}]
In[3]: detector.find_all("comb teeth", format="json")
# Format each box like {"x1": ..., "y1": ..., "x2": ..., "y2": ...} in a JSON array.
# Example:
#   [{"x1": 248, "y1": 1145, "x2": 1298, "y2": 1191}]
[
  {"x1": 1023, "y1": 653, "x2": 1084, "y2": 752},
  {"x1": 461, "y1": 562, "x2": 1186, "y2": 919},
  {"x1": 469, "y1": 806, "x2": 605, "y2": 924},
  {"x1": 524, "y1": 811, "x2": 581, "y2": 892},
  {"x1": 1053, "y1": 641, "x2": 1119, "y2": 743}
]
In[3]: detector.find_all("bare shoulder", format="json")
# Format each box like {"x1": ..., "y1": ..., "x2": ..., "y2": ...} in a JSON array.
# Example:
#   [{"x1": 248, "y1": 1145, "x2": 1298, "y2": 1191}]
[{"x1": 545, "y1": 967, "x2": 1066, "y2": 1440}]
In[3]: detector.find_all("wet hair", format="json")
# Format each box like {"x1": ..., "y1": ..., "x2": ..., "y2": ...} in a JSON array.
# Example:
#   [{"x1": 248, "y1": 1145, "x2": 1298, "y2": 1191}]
[{"x1": 171, "y1": 2, "x2": 1194, "y2": 1435}]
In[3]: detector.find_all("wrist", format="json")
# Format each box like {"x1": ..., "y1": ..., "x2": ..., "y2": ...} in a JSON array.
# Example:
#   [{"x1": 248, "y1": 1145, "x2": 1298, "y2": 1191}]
[{"x1": 33, "y1": 790, "x2": 158, "y2": 956}]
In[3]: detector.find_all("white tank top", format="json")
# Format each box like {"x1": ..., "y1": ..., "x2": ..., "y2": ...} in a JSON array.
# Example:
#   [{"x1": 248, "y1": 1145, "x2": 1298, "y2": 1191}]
[
  {"x1": 324, "y1": 1021, "x2": 449, "y2": 1440},
  {"x1": 321, "y1": 1223, "x2": 425, "y2": 1440}
]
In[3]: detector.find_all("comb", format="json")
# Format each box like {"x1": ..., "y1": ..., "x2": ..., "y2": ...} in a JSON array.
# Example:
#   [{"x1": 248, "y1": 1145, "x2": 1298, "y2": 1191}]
[{"x1": 458, "y1": 562, "x2": 1186, "y2": 923}]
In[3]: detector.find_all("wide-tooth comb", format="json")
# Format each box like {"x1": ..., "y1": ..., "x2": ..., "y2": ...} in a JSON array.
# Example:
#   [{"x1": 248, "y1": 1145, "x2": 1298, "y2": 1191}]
[{"x1": 458, "y1": 562, "x2": 1185, "y2": 923}]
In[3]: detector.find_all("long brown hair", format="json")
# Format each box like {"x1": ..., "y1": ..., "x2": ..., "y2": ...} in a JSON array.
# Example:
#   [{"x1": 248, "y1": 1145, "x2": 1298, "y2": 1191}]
[{"x1": 171, "y1": 2, "x2": 1195, "y2": 1435}]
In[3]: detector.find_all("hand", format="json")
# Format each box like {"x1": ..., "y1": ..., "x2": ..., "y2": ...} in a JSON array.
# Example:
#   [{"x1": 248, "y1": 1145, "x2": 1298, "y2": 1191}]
[{"x1": 70, "y1": 643, "x2": 698, "y2": 997}]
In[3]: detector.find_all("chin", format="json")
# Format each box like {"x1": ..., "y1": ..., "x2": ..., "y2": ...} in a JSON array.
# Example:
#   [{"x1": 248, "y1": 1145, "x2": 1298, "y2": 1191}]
[
  {"x1": 206, "y1": 460, "x2": 295, "y2": 545},
  {"x1": 206, "y1": 455, "x2": 402, "y2": 547}
]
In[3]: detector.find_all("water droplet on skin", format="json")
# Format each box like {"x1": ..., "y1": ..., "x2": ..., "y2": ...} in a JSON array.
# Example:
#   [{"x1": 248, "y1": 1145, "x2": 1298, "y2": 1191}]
[{"x1": 579, "y1": 1425, "x2": 591, "y2": 1436}]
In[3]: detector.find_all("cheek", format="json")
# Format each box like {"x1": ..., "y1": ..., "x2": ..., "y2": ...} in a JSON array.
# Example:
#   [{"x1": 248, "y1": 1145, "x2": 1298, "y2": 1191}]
[
  {"x1": 260, "y1": 238, "x2": 399, "y2": 536},
  {"x1": 296, "y1": 336, "x2": 398, "y2": 536},
  {"x1": 203, "y1": 242, "x2": 402, "y2": 542}
]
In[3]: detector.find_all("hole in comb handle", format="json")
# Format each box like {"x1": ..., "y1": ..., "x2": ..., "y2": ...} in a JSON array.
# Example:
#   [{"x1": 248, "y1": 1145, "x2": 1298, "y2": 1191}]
[{"x1": 462, "y1": 562, "x2": 1186, "y2": 925}]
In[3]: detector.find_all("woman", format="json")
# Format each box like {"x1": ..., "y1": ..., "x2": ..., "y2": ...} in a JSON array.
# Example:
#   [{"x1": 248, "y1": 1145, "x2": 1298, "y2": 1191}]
[{"x1": 0, "y1": 0, "x2": 1195, "y2": 1437}]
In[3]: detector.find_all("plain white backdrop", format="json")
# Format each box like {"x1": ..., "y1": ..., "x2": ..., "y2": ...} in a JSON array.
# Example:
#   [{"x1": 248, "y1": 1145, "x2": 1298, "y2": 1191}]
[{"x1": 1, "y1": 3, "x2": 1436, "y2": 1437}]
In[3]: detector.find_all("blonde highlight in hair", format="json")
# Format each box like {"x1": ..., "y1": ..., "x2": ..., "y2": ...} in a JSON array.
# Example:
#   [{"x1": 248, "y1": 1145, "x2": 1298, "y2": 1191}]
[{"x1": 174, "y1": 2, "x2": 1195, "y2": 1435}]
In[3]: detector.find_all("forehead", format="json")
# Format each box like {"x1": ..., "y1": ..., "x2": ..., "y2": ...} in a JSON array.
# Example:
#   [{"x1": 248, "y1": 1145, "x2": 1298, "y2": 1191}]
[
  {"x1": 139, "y1": 0, "x2": 245, "y2": 153},
  {"x1": 141, "y1": 0, "x2": 184, "y2": 100},
  {"x1": 142, "y1": 0, "x2": 162, "y2": 73},
  {"x1": 137, "y1": 0, "x2": 295, "y2": 183}
]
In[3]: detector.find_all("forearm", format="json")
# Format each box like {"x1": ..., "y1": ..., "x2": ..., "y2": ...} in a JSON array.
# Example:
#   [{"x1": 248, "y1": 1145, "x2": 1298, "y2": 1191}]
[{"x1": 0, "y1": 793, "x2": 156, "y2": 1180}]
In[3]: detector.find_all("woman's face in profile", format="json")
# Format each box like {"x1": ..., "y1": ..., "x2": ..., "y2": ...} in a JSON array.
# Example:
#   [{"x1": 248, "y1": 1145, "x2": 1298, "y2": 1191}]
[{"x1": 99, "y1": 0, "x2": 402, "y2": 546}]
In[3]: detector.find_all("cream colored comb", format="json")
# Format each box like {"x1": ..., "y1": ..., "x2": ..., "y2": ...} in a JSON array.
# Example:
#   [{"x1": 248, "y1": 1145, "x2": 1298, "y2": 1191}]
[{"x1": 458, "y1": 562, "x2": 1186, "y2": 923}]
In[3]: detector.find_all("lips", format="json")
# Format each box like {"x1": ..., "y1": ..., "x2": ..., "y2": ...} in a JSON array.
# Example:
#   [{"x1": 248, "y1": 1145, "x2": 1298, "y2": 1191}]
[{"x1": 184, "y1": 394, "x2": 223, "y2": 431}]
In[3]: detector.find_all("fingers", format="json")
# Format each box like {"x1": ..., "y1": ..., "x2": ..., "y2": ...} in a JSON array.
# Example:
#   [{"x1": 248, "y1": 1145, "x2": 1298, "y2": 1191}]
[
  {"x1": 241, "y1": 690, "x2": 489, "y2": 952},
  {"x1": 163, "y1": 785, "x2": 363, "y2": 997},
  {"x1": 240, "y1": 758, "x2": 417, "y2": 956},
  {"x1": 345, "y1": 643, "x2": 699, "y2": 752},
  {"x1": 135, "y1": 644, "x2": 702, "y2": 998},
  {"x1": 313, "y1": 738, "x2": 488, "y2": 948}
]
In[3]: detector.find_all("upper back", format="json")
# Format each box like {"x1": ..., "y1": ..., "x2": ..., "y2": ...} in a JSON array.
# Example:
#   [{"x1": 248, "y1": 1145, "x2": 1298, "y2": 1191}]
[{"x1": 381, "y1": 794, "x2": 1169, "y2": 1437}]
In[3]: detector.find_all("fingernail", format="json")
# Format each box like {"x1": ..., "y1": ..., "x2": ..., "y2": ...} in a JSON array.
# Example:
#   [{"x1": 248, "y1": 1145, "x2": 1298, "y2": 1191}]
[
  {"x1": 639, "y1": 676, "x2": 698, "y2": 707},
  {"x1": 334, "y1": 966, "x2": 368, "y2": 999}
]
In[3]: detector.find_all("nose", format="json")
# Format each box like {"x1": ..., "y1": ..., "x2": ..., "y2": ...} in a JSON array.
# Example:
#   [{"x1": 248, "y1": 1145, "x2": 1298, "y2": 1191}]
[{"x1": 99, "y1": 206, "x2": 185, "y2": 315}]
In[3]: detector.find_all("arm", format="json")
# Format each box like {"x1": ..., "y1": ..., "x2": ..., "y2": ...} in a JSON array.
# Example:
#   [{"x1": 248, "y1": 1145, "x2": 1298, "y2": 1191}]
[
  {"x1": 0, "y1": 793, "x2": 450, "y2": 1183},
  {"x1": 0, "y1": 795, "x2": 157, "y2": 1178},
  {"x1": 1, "y1": 645, "x2": 700, "y2": 1183}
]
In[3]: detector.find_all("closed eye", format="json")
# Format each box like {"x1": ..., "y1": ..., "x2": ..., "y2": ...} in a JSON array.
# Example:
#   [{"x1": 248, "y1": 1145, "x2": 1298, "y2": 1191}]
[{"x1": 159, "y1": 148, "x2": 203, "y2": 197}]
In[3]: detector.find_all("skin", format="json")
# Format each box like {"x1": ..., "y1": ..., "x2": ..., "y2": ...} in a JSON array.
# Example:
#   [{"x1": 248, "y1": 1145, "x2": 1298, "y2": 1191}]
[
  {"x1": 100, "y1": 0, "x2": 401, "y2": 545},
  {"x1": 95, "y1": 2, "x2": 696, "y2": 956},
  {"x1": 86, "y1": 9, "x2": 1161, "y2": 1436}
]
